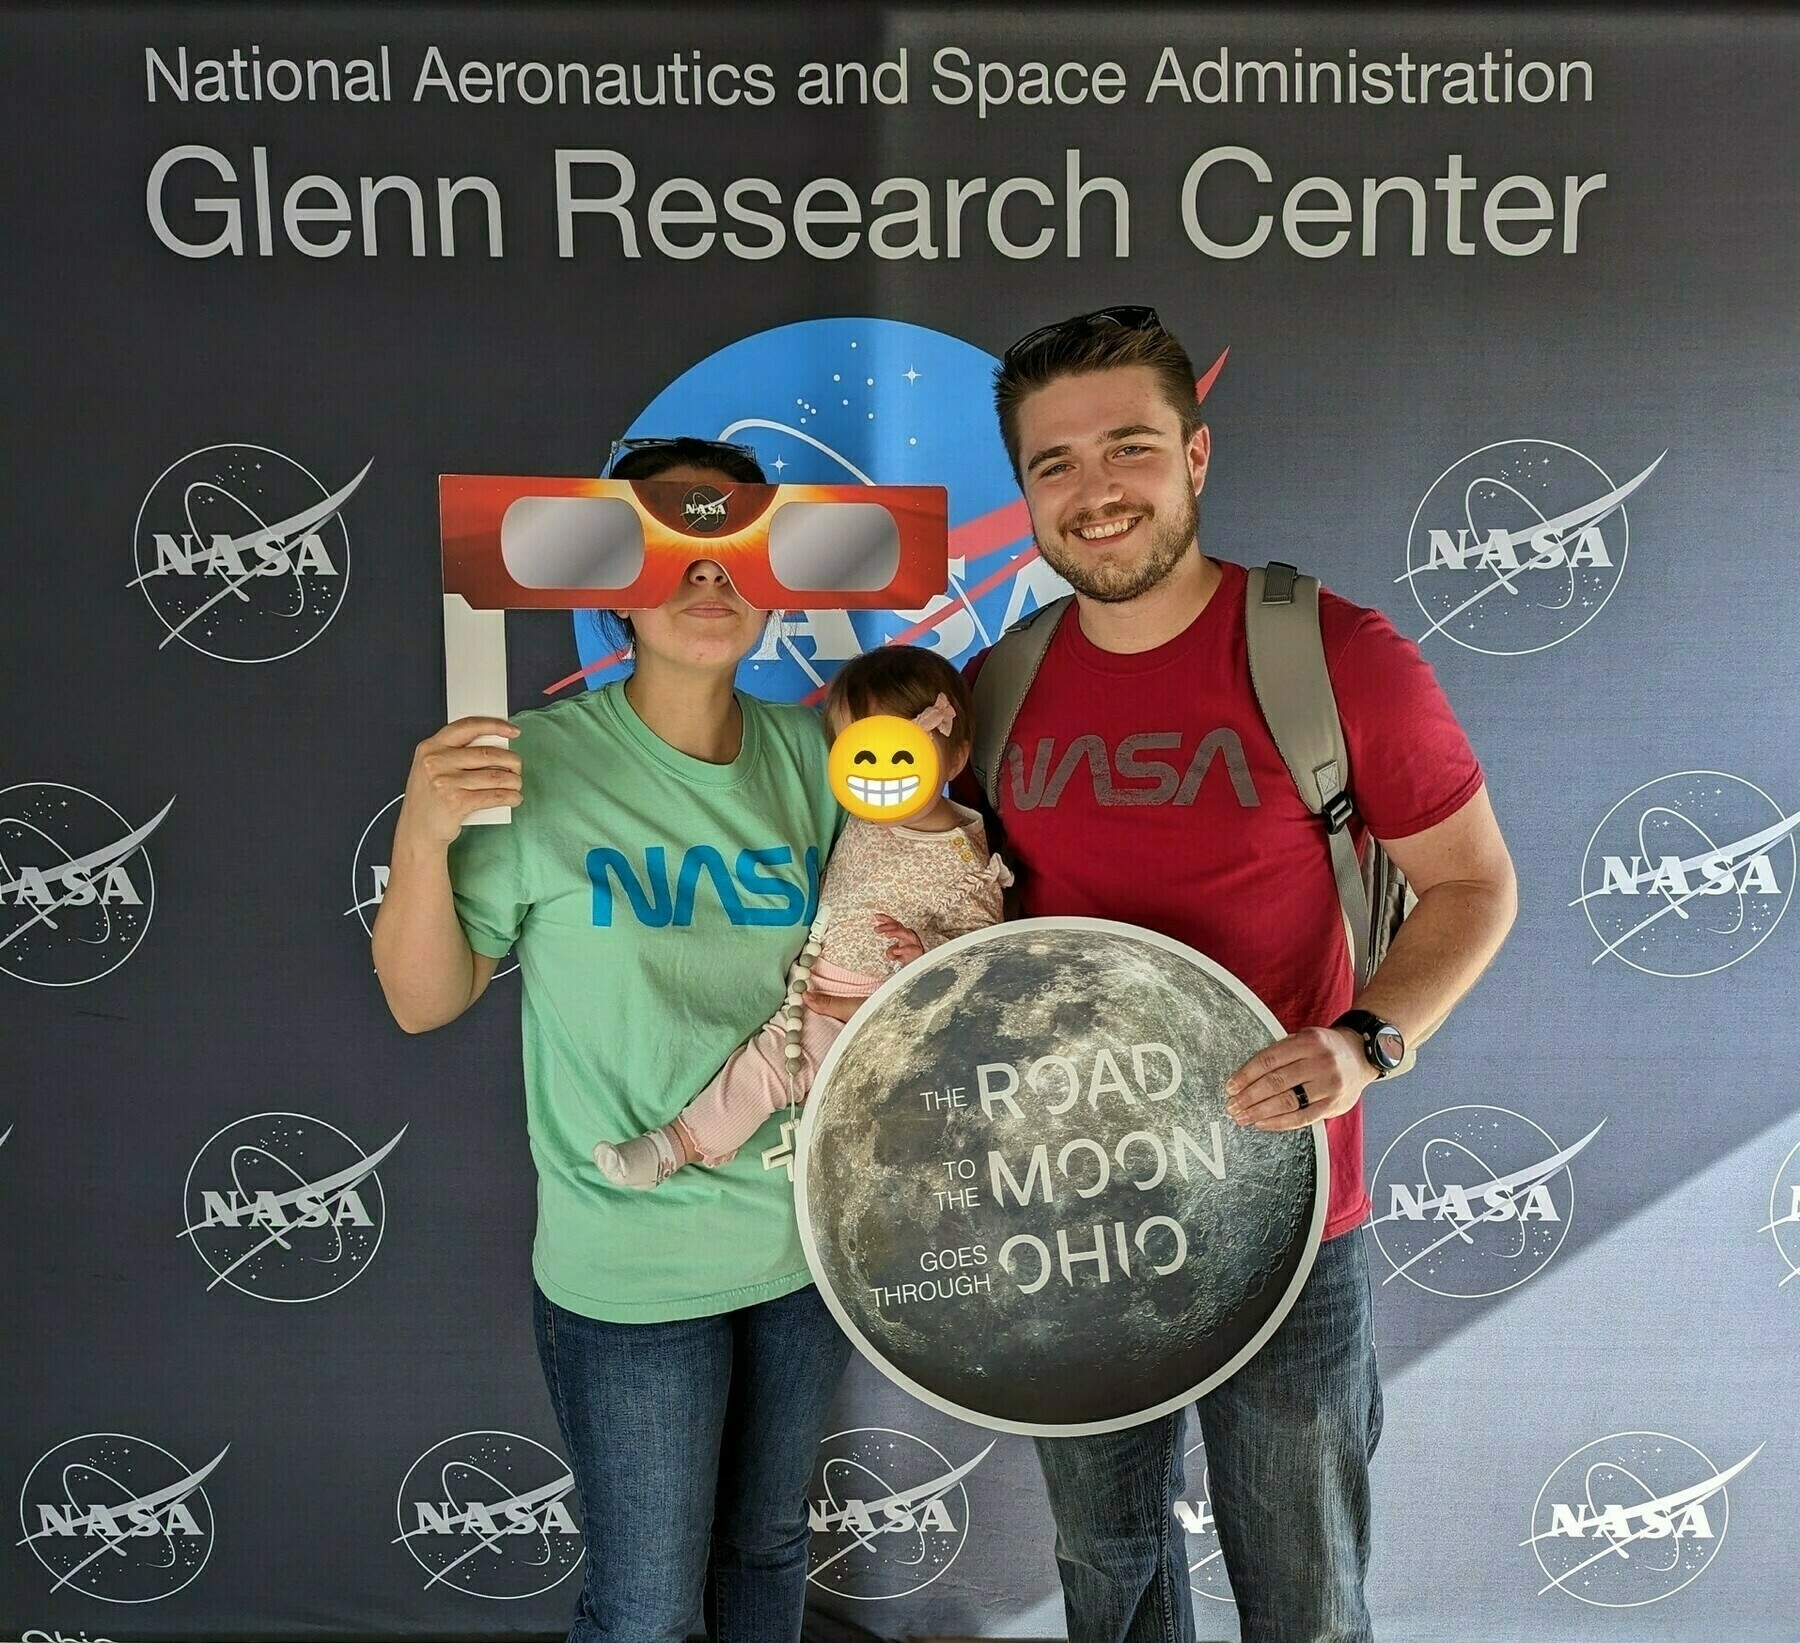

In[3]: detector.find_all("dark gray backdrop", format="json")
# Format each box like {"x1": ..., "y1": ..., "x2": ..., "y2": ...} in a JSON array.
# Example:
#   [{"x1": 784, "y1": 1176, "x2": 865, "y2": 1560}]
[{"x1": 4, "y1": 5, "x2": 1798, "y2": 1639}]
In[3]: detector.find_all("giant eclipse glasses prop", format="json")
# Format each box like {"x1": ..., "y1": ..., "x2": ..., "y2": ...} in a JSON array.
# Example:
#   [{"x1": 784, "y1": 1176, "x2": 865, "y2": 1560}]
[{"x1": 439, "y1": 474, "x2": 950, "y2": 821}]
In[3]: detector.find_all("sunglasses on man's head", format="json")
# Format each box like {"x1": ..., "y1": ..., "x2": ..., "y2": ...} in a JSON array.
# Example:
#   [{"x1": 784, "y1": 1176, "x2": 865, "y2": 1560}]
[
  {"x1": 1002, "y1": 305, "x2": 1164, "y2": 365},
  {"x1": 604, "y1": 436, "x2": 760, "y2": 476}
]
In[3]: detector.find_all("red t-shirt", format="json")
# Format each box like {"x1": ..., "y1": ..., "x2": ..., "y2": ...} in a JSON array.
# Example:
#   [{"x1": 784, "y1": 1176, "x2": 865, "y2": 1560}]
[{"x1": 960, "y1": 559, "x2": 1484, "y2": 1239}]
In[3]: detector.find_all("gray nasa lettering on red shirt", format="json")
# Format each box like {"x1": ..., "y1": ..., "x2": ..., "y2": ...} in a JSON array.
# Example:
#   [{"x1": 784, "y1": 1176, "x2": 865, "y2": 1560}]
[{"x1": 1003, "y1": 729, "x2": 1261, "y2": 811}]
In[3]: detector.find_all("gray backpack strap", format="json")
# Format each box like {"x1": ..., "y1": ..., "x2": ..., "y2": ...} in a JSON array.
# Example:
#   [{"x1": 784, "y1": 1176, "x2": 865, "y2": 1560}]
[
  {"x1": 1245, "y1": 563, "x2": 1375, "y2": 984},
  {"x1": 970, "y1": 595, "x2": 1074, "y2": 810}
]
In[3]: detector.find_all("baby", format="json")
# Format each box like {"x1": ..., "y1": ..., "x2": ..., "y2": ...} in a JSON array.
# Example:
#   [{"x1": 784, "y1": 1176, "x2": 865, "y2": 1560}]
[{"x1": 594, "y1": 645, "x2": 1010, "y2": 1189}]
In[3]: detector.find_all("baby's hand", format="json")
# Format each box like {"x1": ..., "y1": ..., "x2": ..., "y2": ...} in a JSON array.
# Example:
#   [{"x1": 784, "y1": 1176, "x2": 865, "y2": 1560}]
[
  {"x1": 872, "y1": 914, "x2": 925, "y2": 965},
  {"x1": 804, "y1": 990, "x2": 862, "y2": 1023}
]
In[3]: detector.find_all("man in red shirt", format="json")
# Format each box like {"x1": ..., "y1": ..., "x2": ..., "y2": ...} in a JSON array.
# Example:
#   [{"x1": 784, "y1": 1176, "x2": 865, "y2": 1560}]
[{"x1": 966, "y1": 309, "x2": 1517, "y2": 1643}]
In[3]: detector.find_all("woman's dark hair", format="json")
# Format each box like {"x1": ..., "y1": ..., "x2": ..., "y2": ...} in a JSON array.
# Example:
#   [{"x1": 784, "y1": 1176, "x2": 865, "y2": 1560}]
[
  {"x1": 608, "y1": 437, "x2": 766, "y2": 485},
  {"x1": 599, "y1": 438, "x2": 769, "y2": 655},
  {"x1": 823, "y1": 647, "x2": 975, "y2": 756}
]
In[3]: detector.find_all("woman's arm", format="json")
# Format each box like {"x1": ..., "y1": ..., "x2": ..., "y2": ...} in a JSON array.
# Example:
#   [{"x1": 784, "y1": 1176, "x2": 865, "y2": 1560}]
[{"x1": 372, "y1": 717, "x2": 521, "y2": 1033}]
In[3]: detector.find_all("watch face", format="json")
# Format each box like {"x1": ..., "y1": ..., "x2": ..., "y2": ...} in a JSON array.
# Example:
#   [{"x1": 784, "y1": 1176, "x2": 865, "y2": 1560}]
[{"x1": 1373, "y1": 1024, "x2": 1406, "y2": 1070}]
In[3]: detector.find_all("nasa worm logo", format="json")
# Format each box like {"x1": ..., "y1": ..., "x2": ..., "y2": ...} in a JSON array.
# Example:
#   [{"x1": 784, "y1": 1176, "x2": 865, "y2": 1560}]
[
  {"x1": 1400, "y1": 438, "x2": 1662, "y2": 656},
  {"x1": 806, "y1": 1428, "x2": 988, "y2": 1601},
  {"x1": 1762, "y1": 1138, "x2": 1800, "y2": 1288},
  {"x1": 0, "y1": 783, "x2": 172, "y2": 987},
  {"x1": 1525, "y1": 1432, "x2": 1760, "y2": 1607},
  {"x1": 17, "y1": 1434, "x2": 227, "y2": 1603},
  {"x1": 1368, "y1": 1106, "x2": 1603, "y2": 1298},
  {"x1": 1573, "y1": 771, "x2": 1799, "y2": 978},
  {"x1": 681, "y1": 483, "x2": 730, "y2": 532},
  {"x1": 131, "y1": 443, "x2": 368, "y2": 662},
  {"x1": 180, "y1": 1113, "x2": 404, "y2": 1302},
  {"x1": 393, "y1": 1431, "x2": 582, "y2": 1600},
  {"x1": 348, "y1": 795, "x2": 517, "y2": 979},
  {"x1": 1176, "y1": 1432, "x2": 1233, "y2": 1604}
]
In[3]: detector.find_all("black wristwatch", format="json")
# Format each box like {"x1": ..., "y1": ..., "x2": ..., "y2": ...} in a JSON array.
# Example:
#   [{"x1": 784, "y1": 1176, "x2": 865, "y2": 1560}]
[{"x1": 1333, "y1": 1010, "x2": 1406, "y2": 1076}]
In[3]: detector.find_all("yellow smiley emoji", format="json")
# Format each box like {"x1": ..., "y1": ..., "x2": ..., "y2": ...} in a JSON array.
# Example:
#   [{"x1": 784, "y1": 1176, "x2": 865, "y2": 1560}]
[{"x1": 828, "y1": 715, "x2": 941, "y2": 822}]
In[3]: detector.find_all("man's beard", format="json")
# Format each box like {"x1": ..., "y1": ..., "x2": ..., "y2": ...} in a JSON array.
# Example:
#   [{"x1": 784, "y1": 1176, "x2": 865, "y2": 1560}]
[{"x1": 1035, "y1": 491, "x2": 1198, "y2": 605}]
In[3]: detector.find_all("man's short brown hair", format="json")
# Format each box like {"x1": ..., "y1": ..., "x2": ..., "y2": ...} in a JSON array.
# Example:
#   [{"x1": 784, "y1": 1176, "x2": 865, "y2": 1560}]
[{"x1": 993, "y1": 315, "x2": 1201, "y2": 481}]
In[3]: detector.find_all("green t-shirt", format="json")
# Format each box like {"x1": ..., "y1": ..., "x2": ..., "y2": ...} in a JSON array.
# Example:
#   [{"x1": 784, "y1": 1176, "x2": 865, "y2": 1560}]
[{"x1": 448, "y1": 684, "x2": 838, "y2": 1323}]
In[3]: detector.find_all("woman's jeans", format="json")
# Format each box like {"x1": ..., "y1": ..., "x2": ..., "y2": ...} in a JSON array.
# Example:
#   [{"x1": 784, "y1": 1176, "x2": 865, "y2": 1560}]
[
  {"x1": 1035, "y1": 1230, "x2": 1384, "y2": 1643},
  {"x1": 534, "y1": 1281, "x2": 852, "y2": 1643}
]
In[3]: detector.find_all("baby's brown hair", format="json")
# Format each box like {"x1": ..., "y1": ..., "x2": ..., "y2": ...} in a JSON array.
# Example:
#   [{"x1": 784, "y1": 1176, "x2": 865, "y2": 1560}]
[{"x1": 822, "y1": 646, "x2": 974, "y2": 755}]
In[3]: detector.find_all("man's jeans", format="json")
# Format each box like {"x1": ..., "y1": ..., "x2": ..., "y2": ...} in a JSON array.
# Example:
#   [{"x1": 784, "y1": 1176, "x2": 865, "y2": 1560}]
[
  {"x1": 534, "y1": 1282, "x2": 852, "y2": 1643},
  {"x1": 1036, "y1": 1230, "x2": 1383, "y2": 1643}
]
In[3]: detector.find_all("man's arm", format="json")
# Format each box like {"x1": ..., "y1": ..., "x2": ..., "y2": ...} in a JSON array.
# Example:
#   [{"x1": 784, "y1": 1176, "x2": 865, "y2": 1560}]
[{"x1": 1224, "y1": 783, "x2": 1516, "y2": 1131}]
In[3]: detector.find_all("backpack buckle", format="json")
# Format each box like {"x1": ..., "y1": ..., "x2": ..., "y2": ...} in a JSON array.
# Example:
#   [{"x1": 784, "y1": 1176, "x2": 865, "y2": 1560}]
[{"x1": 1322, "y1": 792, "x2": 1355, "y2": 834}]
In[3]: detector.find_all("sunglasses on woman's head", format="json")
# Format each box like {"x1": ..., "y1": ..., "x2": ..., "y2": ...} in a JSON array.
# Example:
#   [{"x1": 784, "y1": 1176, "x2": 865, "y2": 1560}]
[{"x1": 604, "y1": 436, "x2": 760, "y2": 476}]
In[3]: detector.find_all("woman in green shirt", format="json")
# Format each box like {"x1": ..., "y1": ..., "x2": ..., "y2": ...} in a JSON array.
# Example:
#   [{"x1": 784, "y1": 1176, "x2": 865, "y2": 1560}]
[{"x1": 373, "y1": 438, "x2": 849, "y2": 1642}]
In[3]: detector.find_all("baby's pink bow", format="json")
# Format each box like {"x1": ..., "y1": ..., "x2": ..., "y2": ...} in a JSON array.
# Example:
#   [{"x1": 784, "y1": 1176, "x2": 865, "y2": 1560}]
[{"x1": 913, "y1": 693, "x2": 957, "y2": 737}]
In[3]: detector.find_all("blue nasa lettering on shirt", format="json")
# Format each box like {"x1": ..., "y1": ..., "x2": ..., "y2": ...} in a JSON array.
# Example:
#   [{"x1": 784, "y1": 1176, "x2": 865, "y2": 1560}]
[{"x1": 586, "y1": 844, "x2": 823, "y2": 928}]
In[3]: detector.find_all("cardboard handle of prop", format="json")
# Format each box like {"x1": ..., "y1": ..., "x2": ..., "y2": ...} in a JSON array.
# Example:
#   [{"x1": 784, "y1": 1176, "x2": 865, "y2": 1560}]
[{"x1": 443, "y1": 594, "x2": 512, "y2": 826}]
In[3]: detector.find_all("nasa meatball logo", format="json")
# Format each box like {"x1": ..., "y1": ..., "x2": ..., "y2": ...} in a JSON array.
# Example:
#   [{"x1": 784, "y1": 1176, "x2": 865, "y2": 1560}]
[
  {"x1": 348, "y1": 795, "x2": 516, "y2": 979},
  {"x1": 180, "y1": 1112, "x2": 404, "y2": 1302},
  {"x1": 0, "y1": 783, "x2": 172, "y2": 987},
  {"x1": 17, "y1": 1433, "x2": 227, "y2": 1603},
  {"x1": 131, "y1": 443, "x2": 368, "y2": 663},
  {"x1": 1400, "y1": 439, "x2": 1662, "y2": 656},
  {"x1": 1176, "y1": 1433, "x2": 1233, "y2": 1604},
  {"x1": 1368, "y1": 1106, "x2": 1603, "y2": 1298},
  {"x1": 1525, "y1": 1432, "x2": 1760, "y2": 1607},
  {"x1": 680, "y1": 483, "x2": 730, "y2": 532},
  {"x1": 393, "y1": 1431, "x2": 582, "y2": 1600},
  {"x1": 806, "y1": 1427, "x2": 990, "y2": 1601},
  {"x1": 1573, "y1": 771, "x2": 1799, "y2": 977},
  {"x1": 1762, "y1": 1138, "x2": 1800, "y2": 1288},
  {"x1": 571, "y1": 318, "x2": 1088, "y2": 698}
]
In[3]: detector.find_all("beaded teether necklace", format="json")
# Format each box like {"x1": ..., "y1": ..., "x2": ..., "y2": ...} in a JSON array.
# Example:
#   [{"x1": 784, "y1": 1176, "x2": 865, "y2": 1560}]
[{"x1": 781, "y1": 902, "x2": 833, "y2": 1111}]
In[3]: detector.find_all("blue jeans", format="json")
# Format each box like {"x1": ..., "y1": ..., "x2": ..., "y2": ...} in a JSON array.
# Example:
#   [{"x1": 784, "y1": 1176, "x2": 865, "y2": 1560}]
[
  {"x1": 1035, "y1": 1230, "x2": 1383, "y2": 1643},
  {"x1": 534, "y1": 1282, "x2": 852, "y2": 1643}
]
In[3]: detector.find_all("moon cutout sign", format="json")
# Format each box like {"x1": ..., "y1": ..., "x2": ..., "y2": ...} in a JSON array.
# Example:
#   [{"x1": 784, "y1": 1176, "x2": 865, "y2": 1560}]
[{"x1": 796, "y1": 918, "x2": 1327, "y2": 1436}]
